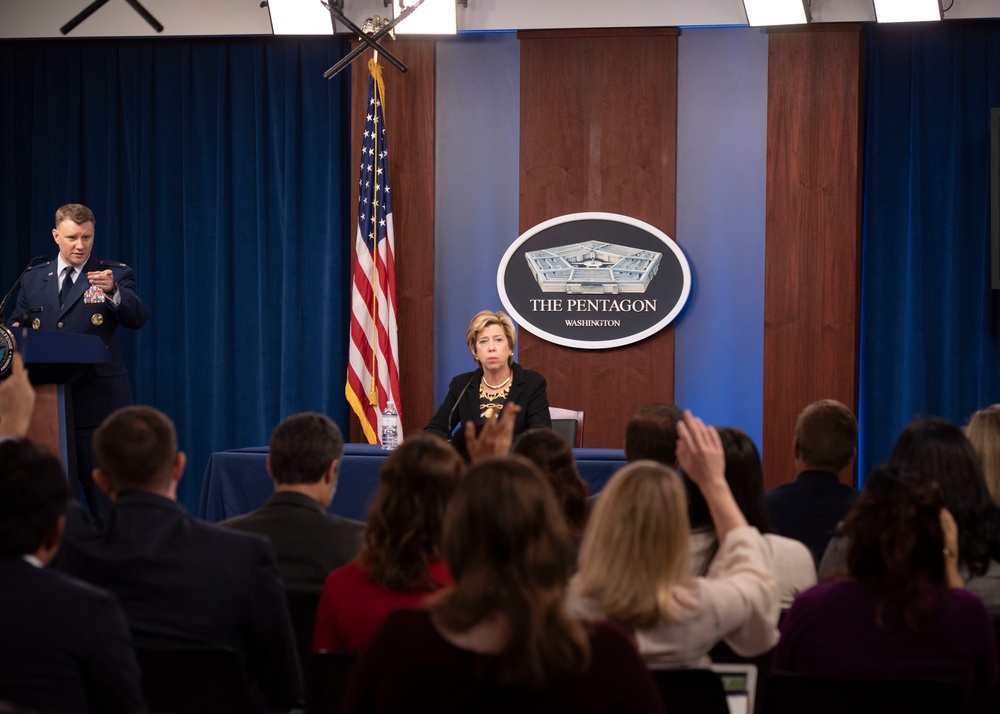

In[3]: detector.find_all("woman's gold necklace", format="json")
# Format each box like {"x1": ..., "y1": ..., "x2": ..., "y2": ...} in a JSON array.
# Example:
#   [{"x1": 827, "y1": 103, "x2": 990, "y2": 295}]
[{"x1": 482, "y1": 373, "x2": 512, "y2": 390}]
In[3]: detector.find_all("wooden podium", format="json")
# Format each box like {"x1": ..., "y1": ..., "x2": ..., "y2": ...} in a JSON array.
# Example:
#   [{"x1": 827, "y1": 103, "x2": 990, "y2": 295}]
[{"x1": 16, "y1": 328, "x2": 111, "y2": 476}]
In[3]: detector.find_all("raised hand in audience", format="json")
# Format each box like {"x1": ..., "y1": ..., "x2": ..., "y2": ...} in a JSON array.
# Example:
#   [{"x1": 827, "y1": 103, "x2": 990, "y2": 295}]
[
  {"x1": 677, "y1": 410, "x2": 748, "y2": 538},
  {"x1": 465, "y1": 403, "x2": 522, "y2": 462},
  {"x1": 0, "y1": 353, "x2": 36, "y2": 438}
]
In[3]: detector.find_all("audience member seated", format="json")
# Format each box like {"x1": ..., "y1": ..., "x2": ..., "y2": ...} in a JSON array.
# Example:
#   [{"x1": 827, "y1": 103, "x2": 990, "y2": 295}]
[
  {"x1": 0, "y1": 439, "x2": 145, "y2": 713},
  {"x1": 625, "y1": 403, "x2": 685, "y2": 467},
  {"x1": 765, "y1": 399, "x2": 859, "y2": 562},
  {"x1": 595, "y1": 401, "x2": 683, "y2": 512},
  {"x1": 967, "y1": 404, "x2": 1000, "y2": 506},
  {"x1": 821, "y1": 418, "x2": 1000, "y2": 617},
  {"x1": 222, "y1": 412, "x2": 364, "y2": 591},
  {"x1": 54, "y1": 406, "x2": 301, "y2": 713},
  {"x1": 568, "y1": 412, "x2": 779, "y2": 669},
  {"x1": 313, "y1": 435, "x2": 465, "y2": 653},
  {"x1": 512, "y1": 428, "x2": 589, "y2": 552},
  {"x1": 688, "y1": 427, "x2": 815, "y2": 610},
  {"x1": 775, "y1": 466, "x2": 998, "y2": 709},
  {"x1": 342, "y1": 456, "x2": 665, "y2": 714}
]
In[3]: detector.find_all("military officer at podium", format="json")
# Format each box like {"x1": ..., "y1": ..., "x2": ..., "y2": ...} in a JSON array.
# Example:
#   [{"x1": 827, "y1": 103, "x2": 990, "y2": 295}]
[{"x1": 9, "y1": 203, "x2": 148, "y2": 514}]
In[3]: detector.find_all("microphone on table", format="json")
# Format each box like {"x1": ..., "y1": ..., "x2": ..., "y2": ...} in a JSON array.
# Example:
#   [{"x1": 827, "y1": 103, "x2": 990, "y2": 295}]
[{"x1": 447, "y1": 372, "x2": 480, "y2": 437}]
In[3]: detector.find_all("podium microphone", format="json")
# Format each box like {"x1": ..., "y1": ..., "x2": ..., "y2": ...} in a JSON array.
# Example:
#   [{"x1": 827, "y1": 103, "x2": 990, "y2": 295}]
[{"x1": 0, "y1": 256, "x2": 47, "y2": 323}]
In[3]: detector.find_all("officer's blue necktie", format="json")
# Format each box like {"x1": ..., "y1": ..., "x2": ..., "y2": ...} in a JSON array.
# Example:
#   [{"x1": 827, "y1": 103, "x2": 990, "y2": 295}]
[{"x1": 60, "y1": 267, "x2": 75, "y2": 306}]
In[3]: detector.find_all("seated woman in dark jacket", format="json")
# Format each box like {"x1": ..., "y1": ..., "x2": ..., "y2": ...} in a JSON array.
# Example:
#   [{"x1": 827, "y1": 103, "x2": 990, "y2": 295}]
[{"x1": 425, "y1": 310, "x2": 550, "y2": 440}]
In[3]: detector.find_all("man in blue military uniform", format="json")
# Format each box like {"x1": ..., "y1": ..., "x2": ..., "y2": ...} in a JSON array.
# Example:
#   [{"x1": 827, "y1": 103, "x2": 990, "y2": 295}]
[{"x1": 10, "y1": 204, "x2": 148, "y2": 513}]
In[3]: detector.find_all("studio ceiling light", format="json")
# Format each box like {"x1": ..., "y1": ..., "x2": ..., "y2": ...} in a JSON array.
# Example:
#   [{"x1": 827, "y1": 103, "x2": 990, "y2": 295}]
[
  {"x1": 742, "y1": 0, "x2": 810, "y2": 27},
  {"x1": 873, "y1": 0, "x2": 943, "y2": 23},
  {"x1": 391, "y1": 0, "x2": 457, "y2": 34},
  {"x1": 265, "y1": 0, "x2": 334, "y2": 35}
]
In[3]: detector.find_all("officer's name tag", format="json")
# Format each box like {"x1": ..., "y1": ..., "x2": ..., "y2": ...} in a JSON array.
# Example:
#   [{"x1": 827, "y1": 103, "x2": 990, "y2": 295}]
[{"x1": 84, "y1": 285, "x2": 106, "y2": 304}]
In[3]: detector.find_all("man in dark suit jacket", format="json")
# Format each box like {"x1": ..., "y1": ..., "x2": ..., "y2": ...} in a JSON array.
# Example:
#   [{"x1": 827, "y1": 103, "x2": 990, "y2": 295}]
[
  {"x1": 0, "y1": 438, "x2": 144, "y2": 713},
  {"x1": 765, "y1": 399, "x2": 860, "y2": 562},
  {"x1": 10, "y1": 204, "x2": 148, "y2": 515},
  {"x1": 55, "y1": 406, "x2": 302, "y2": 713},
  {"x1": 222, "y1": 412, "x2": 365, "y2": 592}
]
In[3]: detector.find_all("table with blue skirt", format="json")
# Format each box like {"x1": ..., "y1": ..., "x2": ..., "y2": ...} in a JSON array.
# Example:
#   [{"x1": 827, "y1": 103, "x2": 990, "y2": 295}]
[{"x1": 198, "y1": 444, "x2": 628, "y2": 522}]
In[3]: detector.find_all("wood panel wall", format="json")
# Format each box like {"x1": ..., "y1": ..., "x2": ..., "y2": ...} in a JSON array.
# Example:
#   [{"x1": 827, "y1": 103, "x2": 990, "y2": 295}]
[
  {"x1": 517, "y1": 28, "x2": 679, "y2": 449},
  {"x1": 349, "y1": 39, "x2": 436, "y2": 441},
  {"x1": 762, "y1": 26, "x2": 865, "y2": 489}
]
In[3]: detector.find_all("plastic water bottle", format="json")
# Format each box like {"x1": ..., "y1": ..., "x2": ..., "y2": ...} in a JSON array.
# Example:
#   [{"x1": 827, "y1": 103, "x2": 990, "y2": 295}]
[{"x1": 381, "y1": 400, "x2": 399, "y2": 451}]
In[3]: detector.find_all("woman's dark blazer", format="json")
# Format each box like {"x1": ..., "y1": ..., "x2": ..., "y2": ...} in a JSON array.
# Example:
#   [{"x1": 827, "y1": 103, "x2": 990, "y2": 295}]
[{"x1": 424, "y1": 362, "x2": 551, "y2": 439}]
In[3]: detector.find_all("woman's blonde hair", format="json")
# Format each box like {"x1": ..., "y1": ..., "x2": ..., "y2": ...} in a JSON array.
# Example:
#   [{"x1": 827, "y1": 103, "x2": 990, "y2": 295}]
[
  {"x1": 575, "y1": 460, "x2": 694, "y2": 628},
  {"x1": 967, "y1": 404, "x2": 1000, "y2": 505},
  {"x1": 465, "y1": 310, "x2": 516, "y2": 366}
]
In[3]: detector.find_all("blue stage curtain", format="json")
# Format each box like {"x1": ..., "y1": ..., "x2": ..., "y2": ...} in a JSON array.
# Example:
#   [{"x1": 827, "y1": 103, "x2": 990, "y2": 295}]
[
  {"x1": 860, "y1": 21, "x2": 1000, "y2": 481},
  {"x1": 0, "y1": 37, "x2": 351, "y2": 513}
]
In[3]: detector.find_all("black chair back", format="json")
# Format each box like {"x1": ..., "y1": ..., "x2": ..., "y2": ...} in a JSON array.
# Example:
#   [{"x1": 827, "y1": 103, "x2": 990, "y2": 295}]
[
  {"x1": 650, "y1": 668, "x2": 730, "y2": 714},
  {"x1": 762, "y1": 672, "x2": 968, "y2": 714},
  {"x1": 551, "y1": 419, "x2": 579, "y2": 448},
  {"x1": 285, "y1": 589, "x2": 322, "y2": 680},
  {"x1": 136, "y1": 646, "x2": 257, "y2": 714},
  {"x1": 308, "y1": 652, "x2": 357, "y2": 714}
]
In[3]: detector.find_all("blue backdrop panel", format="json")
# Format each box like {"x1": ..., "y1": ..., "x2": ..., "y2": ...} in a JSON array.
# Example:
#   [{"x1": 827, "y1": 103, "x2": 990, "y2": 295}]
[
  {"x1": 675, "y1": 26, "x2": 769, "y2": 453},
  {"x1": 0, "y1": 37, "x2": 352, "y2": 513},
  {"x1": 433, "y1": 33, "x2": 521, "y2": 409}
]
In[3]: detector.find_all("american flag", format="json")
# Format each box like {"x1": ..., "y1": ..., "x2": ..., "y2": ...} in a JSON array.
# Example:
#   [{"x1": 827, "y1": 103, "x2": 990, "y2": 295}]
[{"x1": 346, "y1": 59, "x2": 402, "y2": 444}]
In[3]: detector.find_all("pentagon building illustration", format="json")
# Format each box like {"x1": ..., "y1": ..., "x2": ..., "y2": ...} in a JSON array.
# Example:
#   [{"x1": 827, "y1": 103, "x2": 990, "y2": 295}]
[{"x1": 525, "y1": 241, "x2": 662, "y2": 294}]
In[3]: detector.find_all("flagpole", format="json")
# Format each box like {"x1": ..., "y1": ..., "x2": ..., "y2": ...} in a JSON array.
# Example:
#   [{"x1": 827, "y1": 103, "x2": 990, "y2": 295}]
[
  {"x1": 346, "y1": 36, "x2": 403, "y2": 444},
  {"x1": 367, "y1": 55, "x2": 381, "y2": 407}
]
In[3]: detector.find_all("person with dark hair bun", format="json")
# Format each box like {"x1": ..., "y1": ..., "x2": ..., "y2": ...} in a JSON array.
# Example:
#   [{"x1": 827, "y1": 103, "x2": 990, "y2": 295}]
[
  {"x1": 688, "y1": 427, "x2": 815, "y2": 610},
  {"x1": 343, "y1": 456, "x2": 663, "y2": 713},
  {"x1": 821, "y1": 418, "x2": 1000, "y2": 616},
  {"x1": 512, "y1": 428, "x2": 589, "y2": 545},
  {"x1": 313, "y1": 435, "x2": 465, "y2": 653},
  {"x1": 775, "y1": 466, "x2": 998, "y2": 707}
]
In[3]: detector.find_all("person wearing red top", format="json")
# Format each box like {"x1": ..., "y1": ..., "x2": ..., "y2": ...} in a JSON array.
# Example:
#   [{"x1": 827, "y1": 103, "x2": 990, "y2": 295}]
[
  {"x1": 313, "y1": 559, "x2": 451, "y2": 653},
  {"x1": 313, "y1": 435, "x2": 465, "y2": 653}
]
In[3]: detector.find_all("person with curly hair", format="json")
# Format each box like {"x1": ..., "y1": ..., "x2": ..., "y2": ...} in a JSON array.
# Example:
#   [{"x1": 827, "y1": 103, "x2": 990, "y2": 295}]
[
  {"x1": 312, "y1": 435, "x2": 465, "y2": 653},
  {"x1": 776, "y1": 466, "x2": 998, "y2": 707},
  {"x1": 821, "y1": 418, "x2": 1000, "y2": 616}
]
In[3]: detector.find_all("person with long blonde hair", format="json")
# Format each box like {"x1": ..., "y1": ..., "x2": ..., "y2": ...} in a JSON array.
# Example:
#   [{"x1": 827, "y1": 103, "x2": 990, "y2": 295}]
[
  {"x1": 569, "y1": 412, "x2": 779, "y2": 668},
  {"x1": 967, "y1": 405, "x2": 1000, "y2": 506}
]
